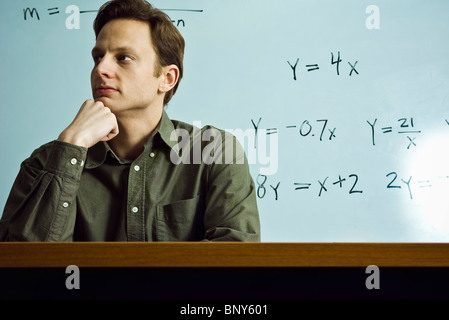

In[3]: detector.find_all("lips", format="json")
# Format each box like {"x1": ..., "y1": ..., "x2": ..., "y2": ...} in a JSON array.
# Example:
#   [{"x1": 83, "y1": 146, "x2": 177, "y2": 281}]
[{"x1": 95, "y1": 85, "x2": 119, "y2": 96}]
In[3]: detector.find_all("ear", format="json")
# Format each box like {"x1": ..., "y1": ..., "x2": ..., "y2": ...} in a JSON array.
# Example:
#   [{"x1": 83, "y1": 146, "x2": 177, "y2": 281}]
[{"x1": 159, "y1": 64, "x2": 180, "y2": 93}]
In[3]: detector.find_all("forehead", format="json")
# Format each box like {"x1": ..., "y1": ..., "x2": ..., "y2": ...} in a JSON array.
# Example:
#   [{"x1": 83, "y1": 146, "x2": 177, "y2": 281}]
[{"x1": 94, "y1": 18, "x2": 154, "y2": 51}]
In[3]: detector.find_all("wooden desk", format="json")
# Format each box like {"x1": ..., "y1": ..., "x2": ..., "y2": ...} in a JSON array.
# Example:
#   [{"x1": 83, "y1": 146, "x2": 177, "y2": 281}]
[
  {"x1": 1, "y1": 243, "x2": 448, "y2": 301},
  {"x1": 1, "y1": 242, "x2": 449, "y2": 267}
]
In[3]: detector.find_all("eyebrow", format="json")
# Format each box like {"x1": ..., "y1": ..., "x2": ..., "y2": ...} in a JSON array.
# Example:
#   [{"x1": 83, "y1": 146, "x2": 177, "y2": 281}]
[{"x1": 91, "y1": 46, "x2": 137, "y2": 56}]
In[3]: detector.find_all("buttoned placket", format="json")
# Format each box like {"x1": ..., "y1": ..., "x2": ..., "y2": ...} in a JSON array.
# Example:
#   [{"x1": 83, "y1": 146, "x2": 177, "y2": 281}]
[
  {"x1": 126, "y1": 156, "x2": 147, "y2": 241},
  {"x1": 123, "y1": 132, "x2": 159, "y2": 241}
]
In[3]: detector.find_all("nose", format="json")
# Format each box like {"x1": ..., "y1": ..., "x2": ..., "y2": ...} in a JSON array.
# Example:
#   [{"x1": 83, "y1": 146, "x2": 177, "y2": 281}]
[{"x1": 93, "y1": 55, "x2": 115, "y2": 79}]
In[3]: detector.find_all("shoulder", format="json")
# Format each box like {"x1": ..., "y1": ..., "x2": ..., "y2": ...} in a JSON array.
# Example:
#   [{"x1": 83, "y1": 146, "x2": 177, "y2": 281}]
[
  {"x1": 171, "y1": 119, "x2": 226, "y2": 135},
  {"x1": 173, "y1": 120, "x2": 248, "y2": 165},
  {"x1": 162, "y1": 111, "x2": 242, "y2": 145},
  {"x1": 170, "y1": 119, "x2": 242, "y2": 150}
]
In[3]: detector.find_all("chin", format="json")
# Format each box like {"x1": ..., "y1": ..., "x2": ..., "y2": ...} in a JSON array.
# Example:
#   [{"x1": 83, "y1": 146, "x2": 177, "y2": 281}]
[
  {"x1": 94, "y1": 96, "x2": 113, "y2": 107},
  {"x1": 97, "y1": 99, "x2": 131, "y2": 115}
]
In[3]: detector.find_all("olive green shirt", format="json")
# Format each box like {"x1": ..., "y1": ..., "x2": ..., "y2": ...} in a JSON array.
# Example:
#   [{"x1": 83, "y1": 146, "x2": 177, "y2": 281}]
[{"x1": 0, "y1": 111, "x2": 260, "y2": 241}]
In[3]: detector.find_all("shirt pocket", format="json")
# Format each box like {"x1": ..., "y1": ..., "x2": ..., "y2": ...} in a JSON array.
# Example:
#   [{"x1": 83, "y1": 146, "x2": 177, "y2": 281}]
[{"x1": 156, "y1": 194, "x2": 204, "y2": 241}]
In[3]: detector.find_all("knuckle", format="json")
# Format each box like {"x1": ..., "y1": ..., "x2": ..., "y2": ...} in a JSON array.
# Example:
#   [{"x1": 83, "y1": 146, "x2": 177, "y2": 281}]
[{"x1": 94, "y1": 101, "x2": 105, "y2": 108}]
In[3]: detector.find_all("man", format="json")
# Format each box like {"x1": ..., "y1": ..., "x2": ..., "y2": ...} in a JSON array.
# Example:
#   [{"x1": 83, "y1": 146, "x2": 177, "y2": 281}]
[{"x1": 0, "y1": 0, "x2": 260, "y2": 241}]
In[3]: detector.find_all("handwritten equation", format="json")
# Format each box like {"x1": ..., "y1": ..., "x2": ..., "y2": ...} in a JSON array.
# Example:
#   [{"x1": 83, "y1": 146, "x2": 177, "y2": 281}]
[
  {"x1": 367, "y1": 118, "x2": 422, "y2": 149},
  {"x1": 287, "y1": 51, "x2": 359, "y2": 79},
  {"x1": 252, "y1": 117, "x2": 449, "y2": 149},
  {"x1": 251, "y1": 118, "x2": 337, "y2": 146},
  {"x1": 22, "y1": 6, "x2": 203, "y2": 29},
  {"x1": 256, "y1": 172, "x2": 449, "y2": 201}
]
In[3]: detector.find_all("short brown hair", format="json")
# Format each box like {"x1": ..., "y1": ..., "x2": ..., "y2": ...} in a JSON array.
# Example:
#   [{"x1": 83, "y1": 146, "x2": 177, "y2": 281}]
[{"x1": 93, "y1": 0, "x2": 185, "y2": 106}]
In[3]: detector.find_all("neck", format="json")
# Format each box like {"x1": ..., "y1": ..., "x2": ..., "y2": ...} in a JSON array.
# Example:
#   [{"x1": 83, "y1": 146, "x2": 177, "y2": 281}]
[{"x1": 108, "y1": 107, "x2": 163, "y2": 161}]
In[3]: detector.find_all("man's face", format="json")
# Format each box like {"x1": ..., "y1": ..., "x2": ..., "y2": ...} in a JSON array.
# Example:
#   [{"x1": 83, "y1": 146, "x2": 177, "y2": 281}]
[{"x1": 90, "y1": 18, "x2": 164, "y2": 114}]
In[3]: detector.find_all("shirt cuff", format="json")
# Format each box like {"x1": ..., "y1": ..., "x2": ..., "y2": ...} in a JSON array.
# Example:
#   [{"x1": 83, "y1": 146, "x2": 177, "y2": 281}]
[{"x1": 44, "y1": 140, "x2": 88, "y2": 180}]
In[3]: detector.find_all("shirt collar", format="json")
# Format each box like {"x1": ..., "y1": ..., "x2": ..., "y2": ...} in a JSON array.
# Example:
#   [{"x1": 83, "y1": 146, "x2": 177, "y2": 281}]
[
  {"x1": 85, "y1": 141, "x2": 113, "y2": 169},
  {"x1": 85, "y1": 109, "x2": 178, "y2": 169},
  {"x1": 158, "y1": 109, "x2": 180, "y2": 151}
]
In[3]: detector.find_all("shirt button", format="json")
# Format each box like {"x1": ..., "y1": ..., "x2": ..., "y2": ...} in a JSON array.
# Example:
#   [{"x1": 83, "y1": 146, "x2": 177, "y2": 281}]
[
  {"x1": 149, "y1": 152, "x2": 155, "y2": 158},
  {"x1": 131, "y1": 206, "x2": 139, "y2": 213},
  {"x1": 62, "y1": 202, "x2": 69, "y2": 208},
  {"x1": 134, "y1": 165, "x2": 140, "y2": 172},
  {"x1": 70, "y1": 158, "x2": 77, "y2": 165}
]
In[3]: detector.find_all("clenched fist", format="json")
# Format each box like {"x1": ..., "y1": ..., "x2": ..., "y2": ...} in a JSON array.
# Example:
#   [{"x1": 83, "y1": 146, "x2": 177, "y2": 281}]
[{"x1": 58, "y1": 99, "x2": 119, "y2": 148}]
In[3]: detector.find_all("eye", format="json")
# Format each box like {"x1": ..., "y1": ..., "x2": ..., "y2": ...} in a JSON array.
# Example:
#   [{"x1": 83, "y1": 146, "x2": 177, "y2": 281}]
[
  {"x1": 117, "y1": 55, "x2": 132, "y2": 62},
  {"x1": 92, "y1": 55, "x2": 103, "y2": 64}
]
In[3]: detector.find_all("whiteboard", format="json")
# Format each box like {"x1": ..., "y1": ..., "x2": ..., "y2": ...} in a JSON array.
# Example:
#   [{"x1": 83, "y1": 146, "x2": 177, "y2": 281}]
[{"x1": 1, "y1": 0, "x2": 449, "y2": 242}]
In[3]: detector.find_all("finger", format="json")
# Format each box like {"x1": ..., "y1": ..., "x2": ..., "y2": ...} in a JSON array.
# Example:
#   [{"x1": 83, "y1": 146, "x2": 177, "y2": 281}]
[{"x1": 100, "y1": 126, "x2": 119, "y2": 142}]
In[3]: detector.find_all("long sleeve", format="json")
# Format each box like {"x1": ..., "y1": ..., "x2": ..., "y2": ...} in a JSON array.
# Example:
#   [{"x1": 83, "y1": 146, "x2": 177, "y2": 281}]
[
  {"x1": 202, "y1": 132, "x2": 261, "y2": 241},
  {"x1": 0, "y1": 141, "x2": 87, "y2": 241}
]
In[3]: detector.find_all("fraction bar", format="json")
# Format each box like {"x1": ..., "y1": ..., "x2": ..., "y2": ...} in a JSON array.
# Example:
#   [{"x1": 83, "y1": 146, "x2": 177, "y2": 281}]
[
  {"x1": 79, "y1": 8, "x2": 204, "y2": 14},
  {"x1": 398, "y1": 130, "x2": 422, "y2": 134},
  {"x1": 161, "y1": 9, "x2": 204, "y2": 12}
]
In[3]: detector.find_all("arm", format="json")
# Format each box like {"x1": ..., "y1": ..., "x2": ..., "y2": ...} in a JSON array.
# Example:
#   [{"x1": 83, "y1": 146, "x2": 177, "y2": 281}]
[
  {"x1": 0, "y1": 142, "x2": 86, "y2": 241},
  {"x1": 0, "y1": 99, "x2": 119, "y2": 241},
  {"x1": 203, "y1": 131, "x2": 261, "y2": 241}
]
